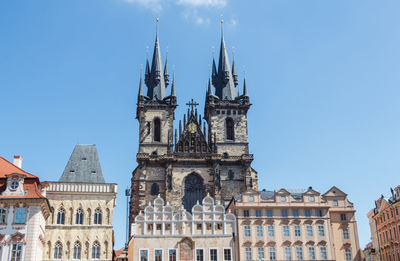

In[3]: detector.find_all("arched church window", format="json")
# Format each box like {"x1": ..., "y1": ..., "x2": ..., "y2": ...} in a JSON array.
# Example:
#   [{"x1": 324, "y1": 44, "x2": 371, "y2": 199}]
[
  {"x1": 184, "y1": 141, "x2": 189, "y2": 152},
  {"x1": 154, "y1": 118, "x2": 161, "y2": 142},
  {"x1": 54, "y1": 242, "x2": 62, "y2": 259},
  {"x1": 73, "y1": 241, "x2": 81, "y2": 259},
  {"x1": 94, "y1": 208, "x2": 102, "y2": 225},
  {"x1": 183, "y1": 173, "x2": 204, "y2": 212},
  {"x1": 151, "y1": 183, "x2": 159, "y2": 195},
  {"x1": 226, "y1": 118, "x2": 234, "y2": 140},
  {"x1": 92, "y1": 241, "x2": 100, "y2": 259},
  {"x1": 75, "y1": 208, "x2": 84, "y2": 225},
  {"x1": 57, "y1": 208, "x2": 65, "y2": 224}
]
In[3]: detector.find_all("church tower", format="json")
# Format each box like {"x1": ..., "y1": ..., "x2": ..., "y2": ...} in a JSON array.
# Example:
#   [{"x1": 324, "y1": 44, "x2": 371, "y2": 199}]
[{"x1": 129, "y1": 23, "x2": 257, "y2": 236}]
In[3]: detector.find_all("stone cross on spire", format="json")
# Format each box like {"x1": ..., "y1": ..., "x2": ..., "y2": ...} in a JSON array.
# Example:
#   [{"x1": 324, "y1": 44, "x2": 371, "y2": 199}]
[{"x1": 186, "y1": 99, "x2": 199, "y2": 111}]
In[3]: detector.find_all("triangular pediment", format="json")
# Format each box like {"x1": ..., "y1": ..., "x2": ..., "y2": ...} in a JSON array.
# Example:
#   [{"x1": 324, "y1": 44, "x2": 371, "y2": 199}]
[{"x1": 322, "y1": 186, "x2": 347, "y2": 197}]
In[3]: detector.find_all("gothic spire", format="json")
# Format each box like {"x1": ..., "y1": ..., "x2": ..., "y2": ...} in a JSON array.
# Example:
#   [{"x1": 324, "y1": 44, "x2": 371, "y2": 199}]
[
  {"x1": 145, "y1": 23, "x2": 167, "y2": 101},
  {"x1": 243, "y1": 77, "x2": 248, "y2": 97},
  {"x1": 171, "y1": 73, "x2": 176, "y2": 97},
  {"x1": 164, "y1": 53, "x2": 169, "y2": 86},
  {"x1": 138, "y1": 73, "x2": 144, "y2": 99},
  {"x1": 207, "y1": 77, "x2": 214, "y2": 96},
  {"x1": 232, "y1": 57, "x2": 238, "y2": 86},
  {"x1": 213, "y1": 20, "x2": 236, "y2": 100}
]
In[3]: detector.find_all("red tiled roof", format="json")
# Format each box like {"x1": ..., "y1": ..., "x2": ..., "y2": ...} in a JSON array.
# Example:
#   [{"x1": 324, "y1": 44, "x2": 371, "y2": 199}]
[
  {"x1": 0, "y1": 156, "x2": 45, "y2": 199},
  {"x1": 0, "y1": 157, "x2": 37, "y2": 178}
]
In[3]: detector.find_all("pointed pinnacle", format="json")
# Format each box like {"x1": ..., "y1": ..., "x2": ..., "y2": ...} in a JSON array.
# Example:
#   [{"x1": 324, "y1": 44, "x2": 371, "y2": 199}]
[
  {"x1": 207, "y1": 77, "x2": 214, "y2": 96},
  {"x1": 243, "y1": 77, "x2": 248, "y2": 97},
  {"x1": 171, "y1": 74, "x2": 176, "y2": 97},
  {"x1": 138, "y1": 73, "x2": 144, "y2": 97},
  {"x1": 232, "y1": 57, "x2": 238, "y2": 86}
]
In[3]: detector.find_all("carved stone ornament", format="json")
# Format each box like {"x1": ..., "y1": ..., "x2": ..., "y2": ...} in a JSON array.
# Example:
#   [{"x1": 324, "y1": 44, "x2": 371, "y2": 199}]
[{"x1": 179, "y1": 237, "x2": 194, "y2": 261}]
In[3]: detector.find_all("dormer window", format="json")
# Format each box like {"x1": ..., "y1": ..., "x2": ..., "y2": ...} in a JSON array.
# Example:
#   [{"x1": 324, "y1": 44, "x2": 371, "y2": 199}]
[
  {"x1": 10, "y1": 181, "x2": 19, "y2": 190},
  {"x1": 309, "y1": 195, "x2": 315, "y2": 202}
]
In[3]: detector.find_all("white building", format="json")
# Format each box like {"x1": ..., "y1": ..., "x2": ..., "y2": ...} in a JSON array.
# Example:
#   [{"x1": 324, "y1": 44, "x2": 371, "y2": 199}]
[
  {"x1": 129, "y1": 194, "x2": 237, "y2": 261},
  {"x1": 0, "y1": 155, "x2": 51, "y2": 261}
]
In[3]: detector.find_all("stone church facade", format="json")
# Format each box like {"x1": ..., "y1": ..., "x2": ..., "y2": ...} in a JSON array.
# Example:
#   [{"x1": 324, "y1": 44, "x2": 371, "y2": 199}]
[{"x1": 129, "y1": 28, "x2": 258, "y2": 233}]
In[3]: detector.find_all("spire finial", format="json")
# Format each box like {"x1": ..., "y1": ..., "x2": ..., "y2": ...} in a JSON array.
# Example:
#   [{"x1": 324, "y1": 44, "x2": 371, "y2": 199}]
[
  {"x1": 156, "y1": 17, "x2": 159, "y2": 34},
  {"x1": 220, "y1": 15, "x2": 224, "y2": 38}
]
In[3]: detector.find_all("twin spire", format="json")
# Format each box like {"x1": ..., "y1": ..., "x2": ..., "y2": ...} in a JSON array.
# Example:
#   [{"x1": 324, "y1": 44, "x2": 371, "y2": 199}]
[
  {"x1": 210, "y1": 22, "x2": 248, "y2": 101},
  {"x1": 138, "y1": 20, "x2": 249, "y2": 104}
]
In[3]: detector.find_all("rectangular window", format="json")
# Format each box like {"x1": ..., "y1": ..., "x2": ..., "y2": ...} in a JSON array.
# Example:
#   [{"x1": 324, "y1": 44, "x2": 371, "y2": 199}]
[
  {"x1": 320, "y1": 247, "x2": 327, "y2": 260},
  {"x1": 258, "y1": 247, "x2": 265, "y2": 260},
  {"x1": 285, "y1": 247, "x2": 292, "y2": 260},
  {"x1": 308, "y1": 247, "x2": 315, "y2": 260},
  {"x1": 140, "y1": 249, "x2": 148, "y2": 261},
  {"x1": 343, "y1": 228, "x2": 350, "y2": 239},
  {"x1": 269, "y1": 247, "x2": 276, "y2": 260},
  {"x1": 309, "y1": 195, "x2": 315, "y2": 202},
  {"x1": 333, "y1": 200, "x2": 338, "y2": 206},
  {"x1": 196, "y1": 249, "x2": 204, "y2": 261},
  {"x1": 294, "y1": 225, "x2": 301, "y2": 236},
  {"x1": 292, "y1": 209, "x2": 299, "y2": 217},
  {"x1": 223, "y1": 249, "x2": 232, "y2": 261},
  {"x1": 244, "y1": 225, "x2": 251, "y2": 237},
  {"x1": 268, "y1": 225, "x2": 275, "y2": 237},
  {"x1": 210, "y1": 249, "x2": 218, "y2": 261},
  {"x1": 15, "y1": 208, "x2": 25, "y2": 224},
  {"x1": 316, "y1": 209, "x2": 323, "y2": 217},
  {"x1": 266, "y1": 209, "x2": 273, "y2": 217},
  {"x1": 283, "y1": 225, "x2": 290, "y2": 237},
  {"x1": 280, "y1": 196, "x2": 287, "y2": 202},
  {"x1": 255, "y1": 209, "x2": 262, "y2": 217},
  {"x1": 318, "y1": 225, "x2": 325, "y2": 236},
  {"x1": 340, "y1": 213, "x2": 347, "y2": 221},
  {"x1": 243, "y1": 210, "x2": 250, "y2": 217},
  {"x1": 306, "y1": 225, "x2": 313, "y2": 237},
  {"x1": 345, "y1": 249, "x2": 352, "y2": 261},
  {"x1": 245, "y1": 248, "x2": 252, "y2": 261},
  {"x1": 168, "y1": 249, "x2": 177, "y2": 261},
  {"x1": 154, "y1": 249, "x2": 163, "y2": 261},
  {"x1": 0, "y1": 209, "x2": 6, "y2": 225},
  {"x1": 257, "y1": 225, "x2": 263, "y2": 237},
  {"x1": 296, "y1": 247, "x2": 303, "y2": 260},
  {"x1": 281, "y1": 209, "x2": 289, "y2": 217},
  {"x1": 11, "y1": 243, "x2": 23, "y2": 261},
  {"x1": 305, "y1": 209, "x2": 311, "y2": 217}
]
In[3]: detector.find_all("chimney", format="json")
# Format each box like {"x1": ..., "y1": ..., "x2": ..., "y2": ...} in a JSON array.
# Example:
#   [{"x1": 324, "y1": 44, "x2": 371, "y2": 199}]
[{"x1": 13, "y1": 155, "x2": 23, "y2": 168}]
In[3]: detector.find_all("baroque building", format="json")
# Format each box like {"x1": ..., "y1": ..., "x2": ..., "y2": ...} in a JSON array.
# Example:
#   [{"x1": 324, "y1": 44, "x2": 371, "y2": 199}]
[
  {"x1": 128, "y1": 194, "x2": 236, "y2": 261},
  {"x1": 227, "y1": 186, "x2": 362, "y2": 261},
  {"x1": 0, "y1": 155, "x2": 51, "y2": 261},
  {"x1": 129, "y1": 27, "x2": 258, "y2": 232},
  {"x1": 368, "y1": 185, "x2": 400, "y2": 261},
  {"x1": 43, "y1": 144, "x2": 117, "y2": 261}
]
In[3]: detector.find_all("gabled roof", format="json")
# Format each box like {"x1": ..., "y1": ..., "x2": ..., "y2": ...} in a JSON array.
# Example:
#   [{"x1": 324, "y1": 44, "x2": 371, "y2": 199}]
[
  {"x1": 322, "y1": 186, "x2": 347, "y2": 197},
  {"x1": 0, "y1": 157, "x2": 37, "y2": 179},
  {"x1": 59, "y1": 145, "x2": 105, "y2": 183}
]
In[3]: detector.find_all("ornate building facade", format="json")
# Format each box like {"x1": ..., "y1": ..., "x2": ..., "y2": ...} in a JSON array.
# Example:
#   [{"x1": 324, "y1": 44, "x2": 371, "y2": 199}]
[
  {"x1": 227, "y1": 187, "x2": 362, "y2": 261},
  {"x1": 369, "y1": 185, "x2": 400, "y2": 261},
  {"x1": 43, "y1": 144, "x2": 117, "y2": 261},
  {"x1": 0, "y1": 155, "x2": 51, "y2": 261},
  {"x1": 128, "y1": 194, "x2": 236, "y2": 261},
  {"x1": 129, "y1": 28, "x2": 258, "y2": 232}
]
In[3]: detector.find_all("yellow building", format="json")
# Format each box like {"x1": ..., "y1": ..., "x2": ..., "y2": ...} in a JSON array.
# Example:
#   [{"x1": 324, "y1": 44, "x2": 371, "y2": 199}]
[{"x1": 227, "y1": 186, "x2": 361, "y2": 261}]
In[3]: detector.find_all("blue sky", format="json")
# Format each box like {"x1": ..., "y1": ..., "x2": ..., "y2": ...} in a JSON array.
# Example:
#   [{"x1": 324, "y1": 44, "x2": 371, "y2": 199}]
[{"x1": 1, "y1": 0, "x2": 400, "y2": 250}]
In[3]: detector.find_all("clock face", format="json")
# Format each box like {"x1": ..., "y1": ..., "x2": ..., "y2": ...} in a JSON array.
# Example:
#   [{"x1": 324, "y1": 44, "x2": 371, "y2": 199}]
[{"x1": 188, "y1": 122, "x2": 197, "y2": 133}]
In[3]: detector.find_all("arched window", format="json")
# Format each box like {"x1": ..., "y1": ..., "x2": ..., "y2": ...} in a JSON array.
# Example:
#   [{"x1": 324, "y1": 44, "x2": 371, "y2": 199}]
[
  {"x1": 154, "y1": 118, "x2": 161, "y2": 142},
  {"x1": 75, "y1": 208, "x2": 84, "y2": 225},
  {"x1": 73, "y1": 241, "x2": 81, "y2": 259},
  {"x1": 151, "y1": 183, "x2": 159, "y2": 195},
  {"x1": 94, "y1": 208, "x2": 102, "y2": 225},
  {"x1": 92, "y1": 241, "x2": 100, "y2": 259},
  {"x1": 54, "y1": 242, "x2": 62, "y2": 259},
  {"x1": 57, "y1": 208, "x2": 65, "y2": 224},
  {"x1": 226, "y1": 118, "x2": 234, "y2": 140},
  {"x1": 106, "y1": 208, "x2": 110, "y2": 225}
]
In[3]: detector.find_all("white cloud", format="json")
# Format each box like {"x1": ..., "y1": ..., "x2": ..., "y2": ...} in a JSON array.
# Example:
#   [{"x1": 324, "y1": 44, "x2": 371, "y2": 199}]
[
  {"x1": 122, "y1": 0, "x2": 163, "y2": 13},
  {"x1": 177, "y1": 0, "x2": 227, "y2": 8},
  {"x1": 182, "y1": 9, "x2": 211, "y2": 25}
]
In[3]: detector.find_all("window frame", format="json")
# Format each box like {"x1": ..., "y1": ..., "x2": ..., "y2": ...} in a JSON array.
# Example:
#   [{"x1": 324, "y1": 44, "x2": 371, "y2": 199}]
[
  {"x1": 92, "y1": 241, "x2": 101, "y2": 259},
  {"x1": 256, "y1": 225, "x2": 263, "y2": 237},
  {"x1": 139, "y1": 248, "x2": 149, "y2": 261},
  {"x1": 223, "y1": 247, "x2": 232, "y2": 261},
  {"x1": 154, "y1": 248, "x2": 163, "y2": 261},
  {"x1": 195, "y1": 248, "x2": 205, "y2": 261},
  {"x1": 94, "y1": 208, "x2": 102, "y2": 225},
  {"x1": 245, "y1": 247, "x2": 252, "y2": 261},
  {"x1": 343, "y1": 228, "x2": 350, "y2": 239},
  {"x1": 0, "y1": 208, "x2": 7, "y2": 225},
  {"x1": 308, "y1": 246, "x2": 315, "y2": 260},
  {"x1": 294, "y1": 225, "x2": 301, "y2": 237},
  {"x1": 244, "y1": 225, "x2": 251, "y2": 237},
  {"x1": 269, "y1": 247, "x2": 276, "y2": 260},
  {"x1": 283, "y1": 225, "x2": 290, "y2": 237},
  {"x1": 296, "y1": 246, "x2": 303, "y2": 260},
  {"x1": 306, "y1": 225, "x2": 313, "y2": 237},
  {"x1": 268, "y1": 225, "x2": 275, "y2": 237},
  {"x1": 209, "y1": 248, "x2": 218, "y2": 261},
  {"x1": 14, "y1": 208, "x2": 26, "y2": 224},
  {"x1": 168, "y1": 248, "x2": 178, "y2": 261},
  {"x1": 11, "y1": 243, "x2": 23, "y2": 261},
  {"x1": 257, "y1": 247, "x2": 265, "y2": 260},
  {"x1": 54, "y1": 241, "x2": 63, "y2": 259},
  {"x1": 73, "y1": 241, "x2": 82, "y2": 260}
]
